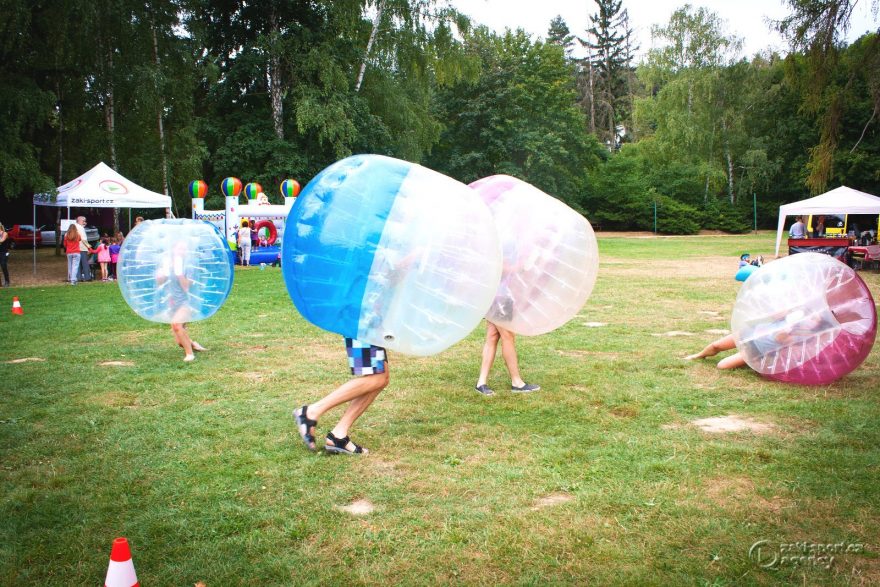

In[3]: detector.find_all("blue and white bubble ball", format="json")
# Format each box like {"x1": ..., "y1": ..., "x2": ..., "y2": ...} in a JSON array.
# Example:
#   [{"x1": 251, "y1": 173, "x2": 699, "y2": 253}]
[
  {"x1": 282, "y1": 154, "x2": 503, "y2": 356},
  {"x1": 118, "y1": 219, "x2": 234, "y2": 323}
]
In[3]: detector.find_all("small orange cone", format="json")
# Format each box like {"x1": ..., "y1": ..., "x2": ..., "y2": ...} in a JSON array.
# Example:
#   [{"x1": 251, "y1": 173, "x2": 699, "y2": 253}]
[
  {"x1": 104, "y1": 537, "x2": 139, "y2": 587},
  {"x1": 11, "y1": 296, "x2": 23, "y2": 315}
]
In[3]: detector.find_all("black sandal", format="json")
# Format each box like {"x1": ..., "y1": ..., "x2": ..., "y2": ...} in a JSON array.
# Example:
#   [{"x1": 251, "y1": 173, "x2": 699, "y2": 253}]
[
  {"x1": 293, "y1": 405, "x2": 317, "y2": 451},
  {"x1": 325, "y1": 431, "x2": 366, "y2": 455}
]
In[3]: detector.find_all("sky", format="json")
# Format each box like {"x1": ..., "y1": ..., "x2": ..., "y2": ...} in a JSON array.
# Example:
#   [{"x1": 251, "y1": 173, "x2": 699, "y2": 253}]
[{"x1": 448, "y1": 0, "x2": 879, "y2": 60}]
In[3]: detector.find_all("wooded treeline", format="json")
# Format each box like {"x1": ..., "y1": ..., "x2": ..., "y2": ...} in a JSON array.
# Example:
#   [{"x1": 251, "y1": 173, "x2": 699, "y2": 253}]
[{"x1": 2, "y1": 0, "x2": 878, "y2": 233}]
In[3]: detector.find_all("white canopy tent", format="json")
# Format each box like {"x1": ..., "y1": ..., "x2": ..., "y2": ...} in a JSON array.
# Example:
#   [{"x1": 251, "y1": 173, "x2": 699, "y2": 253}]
[
  {"x1": 31, "y1": 161, "x2": 172, "y2": 272},
  {"x1": 774, "y1": 186, "x2": 880, "y2": 256}
]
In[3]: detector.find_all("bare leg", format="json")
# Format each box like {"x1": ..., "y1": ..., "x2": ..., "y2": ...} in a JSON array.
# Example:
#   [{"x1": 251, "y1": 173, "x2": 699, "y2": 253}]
[
  {"x1": 717, "y1": 352, "x2": 747, "y2": 369},
  {"x1": 496, "y1": 323, "x2": 526, "y2": 387},
  {"x1": 304, "y1": 369, "x2": 389, "y2": 454},
  {"x1": 684, "y1": 334, "x2": 736, "y2": 360},
  {"x1": 182, "y1": 324, "x2": 207, "y2": 352},
  {"x1": 307, "y1": 369, "x2": 389, "y2": 421},
  {"x1": 476, "y1": 322, "x2": 501, "y2": 387},
  {"x1": 172, "y1": 321, "x2": 194, "y2": 360}
]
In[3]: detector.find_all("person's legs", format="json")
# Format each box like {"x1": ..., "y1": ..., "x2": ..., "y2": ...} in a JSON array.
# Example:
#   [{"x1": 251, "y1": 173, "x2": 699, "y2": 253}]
[
  {"x1": 100, "y1": 262, "x2": 108, "y2": 280},
  {"x1": 684, "y1": 334, "x2": 737, "y2": 360},
  {"x1": 296, "y1": 340, "x2": 389, "y2": 453},
  {"x1": 475, "y1": 322, "x2": 501, "y2": 392},
  {"x1": 716, "y1": 352, "x2": 747, "y2": 369},
  {"x1": 172, "y1": 322, "x2": 195, "y2": 360},
  {"x1": 0, "y1": 255, "x2": 9, "y2": 286},
  {"x1": 79, "y1": 251, "x2": 92, "y2": 281},
  {"x1": 182, "y1": 323, "x2": 207, "y2": 352},
  {"x1": 67, "y1": 253, "x2": 79, "y2": 284},
  {"x1": 495, "y1": 324, "x2": 527, "y2": 387}
]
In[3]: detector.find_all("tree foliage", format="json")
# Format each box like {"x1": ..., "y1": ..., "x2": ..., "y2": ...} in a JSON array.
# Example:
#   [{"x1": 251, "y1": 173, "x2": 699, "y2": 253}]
[{"x1": 0, "y1": 0, "x2": 877, "y2": 236}]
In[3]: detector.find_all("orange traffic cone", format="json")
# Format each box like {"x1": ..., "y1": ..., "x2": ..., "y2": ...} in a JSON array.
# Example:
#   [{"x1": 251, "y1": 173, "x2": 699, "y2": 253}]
[
  {"x1": 11, "y1": 296, "x2": 23, "y2": 315},
  {"x1": 104, "y1": 537, "x2": 139, "y2": 587}
]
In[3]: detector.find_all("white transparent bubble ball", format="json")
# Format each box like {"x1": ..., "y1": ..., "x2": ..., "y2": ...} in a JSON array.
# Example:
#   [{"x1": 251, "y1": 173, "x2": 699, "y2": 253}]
[
  {"x1": 118, "y1": 219, "x2": 234, "y2": 323},
  {"x1": 283, "y1": 154, "x2": 503, "y2": 356},
  {"x1": 469, "y1": 175, "x2": 600, "y2": 335},
  {"x1": 732, "y1": 252, "x2": 877, "y2": 385}
]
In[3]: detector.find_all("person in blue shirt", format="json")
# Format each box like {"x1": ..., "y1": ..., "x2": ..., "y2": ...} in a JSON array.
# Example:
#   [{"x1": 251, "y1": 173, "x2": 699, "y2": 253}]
[{"x1": 789, "y1": 216, "x2": 807, "y2": 239}]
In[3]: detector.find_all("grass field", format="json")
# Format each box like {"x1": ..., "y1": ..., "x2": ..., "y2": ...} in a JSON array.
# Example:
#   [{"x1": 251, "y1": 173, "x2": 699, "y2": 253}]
[{"x1": 2, "y1": 232, "x2": 878, "y2": 585}]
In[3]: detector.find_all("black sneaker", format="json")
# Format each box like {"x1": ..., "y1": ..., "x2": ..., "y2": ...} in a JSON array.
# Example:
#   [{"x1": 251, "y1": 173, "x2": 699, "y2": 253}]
[
  {"x1": 474, "y1": 384, "x2": 495, "y2": 396},
  {"x1": 511, "y1": 383, "x2": 540, "y2": 393}
]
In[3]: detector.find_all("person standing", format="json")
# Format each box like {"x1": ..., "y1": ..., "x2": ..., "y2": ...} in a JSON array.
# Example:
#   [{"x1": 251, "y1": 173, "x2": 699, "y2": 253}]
[
  {"x1": 75, "y1": 216, "x2": 93, "y2": 281},
  {"x1": 0, "y1": 223, "x2": 11, "y2": 287},
  {"x1": 294, "y1": 338, "x2": 390, "y2": 455},
  {"x1": 474, "y1": 321, "x2": 540, "y2": 395},
  {"x1": 108, "y1": 236, "x2": 122, "y2": 281},
  {"x1": 63, "y1": 224, "x2": 83, "y2": 285},
  {"x1": 156, "y1": 240, "x2": 207, "y2": 362},
  {"x1": 789, "y1": 216, "x2": 807, "y2": 239},
  {"x1": 96, "y1": 238, "x2": 111, "y2": 281},
  {"x1": 237, "y1": 220, "x2": 252, "y2": 266}
]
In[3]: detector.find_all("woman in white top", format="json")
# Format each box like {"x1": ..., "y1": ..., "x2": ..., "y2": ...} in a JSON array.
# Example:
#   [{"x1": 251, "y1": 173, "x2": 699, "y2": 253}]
[{"x1": 237, "y1": 220, "x2": 252, "y2": 266}]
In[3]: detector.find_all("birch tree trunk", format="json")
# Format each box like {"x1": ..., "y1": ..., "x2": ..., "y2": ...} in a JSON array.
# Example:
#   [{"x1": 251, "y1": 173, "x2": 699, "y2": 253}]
[
  {"x1": 722, "y1": 119, "x2": 734, "y2": 204},
  {"x1": 587, "y1": 46, "x2": 596, "y2": 134},
  {"x1": 152, "y1": 24, "x2": 170, "y2": 206},
  {"x1": 105, "y1": 48, "x2": 120, "y2": 233},
  {"x1": 269, "y1": 8, "x2": 284, "y2": 139},
  {"x1": 356, "y1": 0, "x2": 385, "y2": 93},
  {"x1": 56, "y1": 82, "x2": 63, "y2": 256}
]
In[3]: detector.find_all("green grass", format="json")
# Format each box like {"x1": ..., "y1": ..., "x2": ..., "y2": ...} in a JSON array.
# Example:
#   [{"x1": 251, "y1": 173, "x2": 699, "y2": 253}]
[{"x1": 2, "y1": 232, "x2": 879, "y2": 585}]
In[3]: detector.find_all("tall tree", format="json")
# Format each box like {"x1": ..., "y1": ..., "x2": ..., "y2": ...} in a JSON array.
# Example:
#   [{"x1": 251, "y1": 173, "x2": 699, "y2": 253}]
[
  {"x1": 578, "y1": 0, "x2": 635, "y2": 147},
  {"x1": 428, "y1": 28, "x2": 604, "y2": 206},
  {"x1": 776, "y1": 0, "x2": 880, "y2": 192}
]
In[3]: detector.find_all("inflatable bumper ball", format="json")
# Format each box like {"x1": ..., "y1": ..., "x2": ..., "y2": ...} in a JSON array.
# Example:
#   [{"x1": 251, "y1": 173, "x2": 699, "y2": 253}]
[
  {"x1": 282, "y1": 154, "x2": 502, "y2": 356},
  {"x1": 731, "y1": 252, "x2": 877, "y2": 385},
  {"x1": 118, "y1": 219, "x2": 234, "y2": 323},
  {"x1": 469, "y1": 175, "x2": 600, "y2": 335}
]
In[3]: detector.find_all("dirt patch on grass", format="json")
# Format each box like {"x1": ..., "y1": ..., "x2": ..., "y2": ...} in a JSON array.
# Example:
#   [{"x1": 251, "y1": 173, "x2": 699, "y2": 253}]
[
  {"x1": 531, "y1": 492, "x2": 574, "y2": 510},
  {"x1": 582, "y1": 322, "x2": 607, "y2": 328},
  {"x1": 690, "y1": 415, "x2": 775, "y2": 434},
  {"x1": 610, "y1": 404, "x2": 640, "y2": 419},
  {"x1": 99, "y1": 360, "x2": 134, "y2": 367},
  {"x1": 337, "y1": 499, "x2": 375, "y2": 516},
  {"x1": 5, "y1": 357, "x2": 46, "y2": 364},
  {"x1": 652, "y1": 331, "x2": 695, "y2": 337},
  {"x1": 699, "y1": 476, "x2": 786, "y2": 514}
]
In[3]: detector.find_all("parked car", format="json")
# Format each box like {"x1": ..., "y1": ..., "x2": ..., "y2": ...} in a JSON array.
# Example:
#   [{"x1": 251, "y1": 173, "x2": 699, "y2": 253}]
[
  {"x1": 38, "y1": 224, "x2": 100, "y2": 246},
  {"x1": 7, "y1": 225, "x2": 42, "y2": 247}
]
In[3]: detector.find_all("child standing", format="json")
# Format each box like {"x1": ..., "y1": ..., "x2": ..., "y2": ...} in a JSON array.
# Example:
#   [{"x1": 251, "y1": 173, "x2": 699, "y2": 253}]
[
  {"x1": 96, "y1": 238, "x2": 111, "y2": 281},
  {"x1": 108, "y1": 236, "x2": 122, "y2": 281}
]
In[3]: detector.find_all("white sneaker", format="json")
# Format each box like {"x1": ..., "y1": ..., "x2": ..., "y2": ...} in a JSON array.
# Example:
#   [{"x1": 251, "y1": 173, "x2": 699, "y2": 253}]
[
  {"x1": 191, "y1": 342, "x2": 208, "y2": 352},
  {"x1": 183, "y1": 354, "x2": 196, "y2": 362}
]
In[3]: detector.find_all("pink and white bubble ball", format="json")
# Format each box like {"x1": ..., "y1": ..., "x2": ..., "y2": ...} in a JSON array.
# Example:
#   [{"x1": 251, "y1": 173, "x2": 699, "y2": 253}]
[
  {"x1": 731, "y1": 252, "x2": 876, "y2": 385},
  {"x1": 469, "y1": 175, "x2": 599, "y2": 336}
]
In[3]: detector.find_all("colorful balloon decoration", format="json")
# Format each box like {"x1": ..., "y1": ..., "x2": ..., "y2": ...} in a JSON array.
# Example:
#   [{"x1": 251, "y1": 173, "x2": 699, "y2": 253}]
[
  {"x1": 118, "y1": 219, "x2": 234, "y2": 324},
  {"x1": 469, "y1": 175, "x2": 599, "y2": 336},
  {"x1": 244, "y1": 182, "x2": 262, "y2": 200},
  {"x1": 220, "y1": 177, "x2": 242, "y2": 198},
  {"x1": 188, "y1": 180, "x2": 208, "y2": 199},
  {"x1": 280, "y1": 179, "x2": 301, "y2": 198},
  {"x1": 282, "y1": 154, "x2": 502, "y2": 356},
  {"x1": 731, "y1": 252, "x2": 877, "y2": 385}
]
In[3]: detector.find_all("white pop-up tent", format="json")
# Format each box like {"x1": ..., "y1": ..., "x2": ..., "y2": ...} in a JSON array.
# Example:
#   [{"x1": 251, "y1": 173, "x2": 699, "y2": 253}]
[
  {"x1": 31, "y1": 161, "x2": 173, "y2": 272},
  {"x1": 774, "y1": 185, "x2": 880, "y2": 255}
]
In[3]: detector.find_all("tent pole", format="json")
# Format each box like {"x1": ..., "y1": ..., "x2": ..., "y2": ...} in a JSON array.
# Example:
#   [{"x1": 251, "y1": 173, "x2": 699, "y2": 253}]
[{"x1": 32, "y1": 205, "x2": 36, "y2": 275}]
